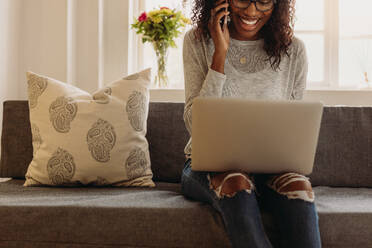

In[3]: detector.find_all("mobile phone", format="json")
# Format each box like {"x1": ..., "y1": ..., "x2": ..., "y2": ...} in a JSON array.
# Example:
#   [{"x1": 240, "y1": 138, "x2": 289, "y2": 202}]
[{"x1": 219, "y1": 3, "x2": 228, "y2": 30}]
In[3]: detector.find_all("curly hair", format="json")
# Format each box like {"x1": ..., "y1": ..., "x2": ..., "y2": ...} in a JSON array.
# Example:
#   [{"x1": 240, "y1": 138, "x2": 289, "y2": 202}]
[{"x1": 190, "y1": 0, "x2": 296, "y2": 71}]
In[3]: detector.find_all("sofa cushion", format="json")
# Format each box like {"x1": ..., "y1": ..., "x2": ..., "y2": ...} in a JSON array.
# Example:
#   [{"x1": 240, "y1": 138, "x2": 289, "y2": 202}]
[
  {"x1": 309, "y1": 107, "x2": 372, "y2": 187},
  {"x1": 23, "y1": 70, "x2": 154, "y2": 187},
  {"x1": 145, "y1": 102, "x2": 189, "y2": 182},
  {"x1": 0, "y1": 179, "x2": 231, "y2": 248},
  {"x1": 0, "y1": 180, "x2": 372, "y2": 248},
  {"x1": 314, "y1": 186, "x2": 372, "y2": 248}
]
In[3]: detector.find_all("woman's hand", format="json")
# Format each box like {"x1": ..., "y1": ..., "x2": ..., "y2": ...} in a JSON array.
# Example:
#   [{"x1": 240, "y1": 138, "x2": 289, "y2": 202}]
[{"x1": 208, "y1": 0, "x2": 230, "y2": 74}]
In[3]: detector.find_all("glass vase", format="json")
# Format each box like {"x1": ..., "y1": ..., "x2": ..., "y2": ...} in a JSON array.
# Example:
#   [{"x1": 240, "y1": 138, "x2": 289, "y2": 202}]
[{"x1": 153, "y1": 42, "x2": 170, "y2": 88}]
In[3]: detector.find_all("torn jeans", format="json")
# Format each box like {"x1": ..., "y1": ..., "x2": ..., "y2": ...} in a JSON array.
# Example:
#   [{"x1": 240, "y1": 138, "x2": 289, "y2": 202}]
[{"x1": 181, "y1": 158, "x2": 322, "y2": 248}]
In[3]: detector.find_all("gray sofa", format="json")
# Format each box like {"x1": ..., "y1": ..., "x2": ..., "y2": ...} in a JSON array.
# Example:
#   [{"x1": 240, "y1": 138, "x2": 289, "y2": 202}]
[{"x1": 0, "y1": 100, "x2": 372, "y2": 248}]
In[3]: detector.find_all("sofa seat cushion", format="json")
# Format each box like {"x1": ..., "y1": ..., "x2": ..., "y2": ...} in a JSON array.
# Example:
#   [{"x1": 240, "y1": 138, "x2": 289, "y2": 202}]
[
  {"x1": 0, "y1": 179, "x2": 231, "y2": 248},
  {"x1": 1, "y1": 180, "x2": 372, "y2": 248},
  {"x1": 313, "y1": 186, "x2": 372, "y2": 248}
]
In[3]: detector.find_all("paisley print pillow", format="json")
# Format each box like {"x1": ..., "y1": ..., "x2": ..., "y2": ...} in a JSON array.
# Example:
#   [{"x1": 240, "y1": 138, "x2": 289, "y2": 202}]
[{"x1": 24, "y1": 68, "x2": 155, "y2": 187}]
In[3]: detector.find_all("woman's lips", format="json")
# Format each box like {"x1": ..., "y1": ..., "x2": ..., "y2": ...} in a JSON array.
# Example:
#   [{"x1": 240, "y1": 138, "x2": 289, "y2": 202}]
[{"x1": 239, "y1": 17, "x2": 260, "y2": 30}]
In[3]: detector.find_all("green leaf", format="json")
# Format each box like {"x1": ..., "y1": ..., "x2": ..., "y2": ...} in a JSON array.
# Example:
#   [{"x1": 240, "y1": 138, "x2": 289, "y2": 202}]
[{"x1": 170, "y1": 40, "x2": 176, "y2": 48}]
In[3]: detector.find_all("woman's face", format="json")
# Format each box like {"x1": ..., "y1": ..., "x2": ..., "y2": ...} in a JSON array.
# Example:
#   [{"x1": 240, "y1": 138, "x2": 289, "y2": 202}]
[{"x1": 228, "y1": 0, "x2": 274, "y2": 40}]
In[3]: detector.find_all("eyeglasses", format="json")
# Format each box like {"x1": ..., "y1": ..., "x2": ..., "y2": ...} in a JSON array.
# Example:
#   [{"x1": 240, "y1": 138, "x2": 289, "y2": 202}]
[{"x1": 231, "y1": 0, "x2": 276, "y2": 12}]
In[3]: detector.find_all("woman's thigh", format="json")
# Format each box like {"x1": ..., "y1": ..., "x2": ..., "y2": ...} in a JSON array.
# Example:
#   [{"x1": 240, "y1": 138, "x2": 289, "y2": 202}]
[
  {"x1": 181, "y1": 158, "x2": 219, "y2": 205},
  {"x1": 181, "y1": 158, "x2": 257, "y2": 202}
]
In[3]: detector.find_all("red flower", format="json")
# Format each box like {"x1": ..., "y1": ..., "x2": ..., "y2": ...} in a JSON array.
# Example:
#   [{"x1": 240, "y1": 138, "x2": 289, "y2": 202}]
[
  {"x1": 138, "y1": 12, "x2": 147, "y2": 22},
  {"x1": 160, "y1": 7, "x2": 170, "y2": 10}
]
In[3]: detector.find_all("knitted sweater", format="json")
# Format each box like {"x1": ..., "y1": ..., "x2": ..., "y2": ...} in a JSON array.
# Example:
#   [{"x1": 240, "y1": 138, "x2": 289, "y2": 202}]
[{"x1": 183, "y1": 28, "x2": 308, "y2": 160}]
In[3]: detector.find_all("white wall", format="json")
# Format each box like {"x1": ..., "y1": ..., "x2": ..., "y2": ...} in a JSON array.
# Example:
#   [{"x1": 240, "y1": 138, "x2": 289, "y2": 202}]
[
  {"x1": 17, "y1": 0, "x2": 133, "y2": 97},
  {"x1": 0, "y1": 0, "x2": 21, "y2": 99},
  {"x1": 0, "y1": 0, "x2": 22, "y2": 141},
  {"x1": 102, "y1": 0, "x2": 131, "y2": 85},
  {"x1": 19, "y1": 0, "x2": 68, "y2": 99}
]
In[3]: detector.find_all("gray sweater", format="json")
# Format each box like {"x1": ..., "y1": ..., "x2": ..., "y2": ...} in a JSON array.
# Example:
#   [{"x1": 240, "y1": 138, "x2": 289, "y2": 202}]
[{"x1": 183, "y1": 28, "x2": 308, "y2": 160}]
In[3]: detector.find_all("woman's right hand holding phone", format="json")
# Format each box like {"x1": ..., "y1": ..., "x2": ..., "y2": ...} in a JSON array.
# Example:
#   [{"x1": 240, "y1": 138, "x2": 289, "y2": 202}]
[{"x1": 208, "y1": 0, "x2": 230, "y2": 74}]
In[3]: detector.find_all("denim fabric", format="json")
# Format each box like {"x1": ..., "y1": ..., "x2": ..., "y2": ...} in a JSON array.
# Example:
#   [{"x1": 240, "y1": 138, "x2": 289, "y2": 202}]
[{"x1": 181, "y1": 158, "x2": 322, "y2": 248}]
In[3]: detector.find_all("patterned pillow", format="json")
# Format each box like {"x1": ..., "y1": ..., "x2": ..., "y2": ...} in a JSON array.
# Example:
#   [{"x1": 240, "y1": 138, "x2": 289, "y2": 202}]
[{"x1": 24, "y1": 68, "x2": 155, "y2": 187}]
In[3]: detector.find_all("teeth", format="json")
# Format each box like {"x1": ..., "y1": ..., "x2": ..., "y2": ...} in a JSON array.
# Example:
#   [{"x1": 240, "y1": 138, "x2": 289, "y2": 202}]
[{"x1": 241, "y1": 18, "x2": 258, "y2": 25}]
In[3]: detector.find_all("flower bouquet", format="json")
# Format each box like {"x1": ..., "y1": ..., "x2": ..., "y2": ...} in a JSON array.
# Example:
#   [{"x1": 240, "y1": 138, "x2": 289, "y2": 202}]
[{"x1": 132, "y1": 7, "x2": 190, "y2": 88}]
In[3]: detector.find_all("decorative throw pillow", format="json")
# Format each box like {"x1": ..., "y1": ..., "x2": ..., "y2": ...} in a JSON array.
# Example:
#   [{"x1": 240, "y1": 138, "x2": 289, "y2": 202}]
[{"x1": 24, "y1": 68, "x2": 155, "y2": 187}]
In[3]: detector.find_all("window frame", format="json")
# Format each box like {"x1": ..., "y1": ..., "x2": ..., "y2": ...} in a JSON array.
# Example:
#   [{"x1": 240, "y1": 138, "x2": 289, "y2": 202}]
[{"x1": 298, "y1": 0, "x2": 339, "y2": 90}]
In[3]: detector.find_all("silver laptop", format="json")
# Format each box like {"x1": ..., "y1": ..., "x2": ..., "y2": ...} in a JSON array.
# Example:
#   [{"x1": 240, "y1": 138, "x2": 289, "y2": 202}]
[{"x1": 191, "y1": 97, "x2": 324, "y2": 175}]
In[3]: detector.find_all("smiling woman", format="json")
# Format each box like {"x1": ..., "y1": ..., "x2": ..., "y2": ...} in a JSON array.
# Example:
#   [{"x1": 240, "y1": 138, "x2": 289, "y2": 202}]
[
  {"x1": 179, "y1": 0, "x2": 323, "y2": 247},
  {"x1": 228, "y1": 0, "x2": 276, "y2": 40}
]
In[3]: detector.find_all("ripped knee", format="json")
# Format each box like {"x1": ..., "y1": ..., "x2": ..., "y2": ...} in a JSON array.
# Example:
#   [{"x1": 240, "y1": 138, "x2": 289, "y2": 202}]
[
  {"x1": 207, "y1": 171, "x2": 254, "y2": 199},
  {"x1": 267, "y1": 172, "x2": 315, "y2": 202}
]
